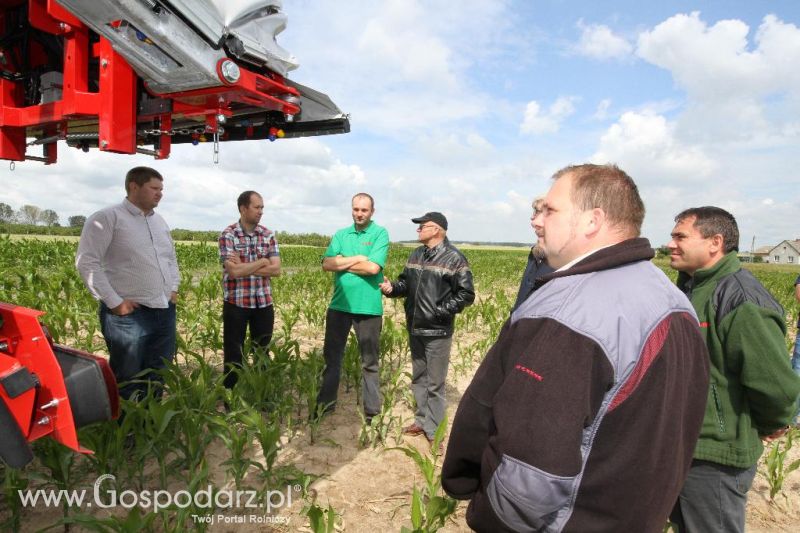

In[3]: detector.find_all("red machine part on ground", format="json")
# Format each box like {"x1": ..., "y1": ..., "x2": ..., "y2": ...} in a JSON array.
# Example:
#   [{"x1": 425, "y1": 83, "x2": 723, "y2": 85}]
[
  {"x1": 0, "y1": 303, "x2": 119, "y2": 468},
  {"x1": 0, "y1": 0, "x2": 349, "y2": 164}
]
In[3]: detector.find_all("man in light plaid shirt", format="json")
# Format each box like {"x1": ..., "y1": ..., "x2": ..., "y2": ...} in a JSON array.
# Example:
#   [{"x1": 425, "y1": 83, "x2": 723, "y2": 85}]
[{"x1": 218, "y1": 191, "x2": 281, "y2": 389}]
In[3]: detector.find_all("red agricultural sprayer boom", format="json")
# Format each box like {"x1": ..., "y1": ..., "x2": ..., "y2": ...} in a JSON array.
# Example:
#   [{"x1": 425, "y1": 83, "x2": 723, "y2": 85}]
[
  {"x1": 0, "y1": 0, "x2": 349, "y2": 164},
  {"x1": 0, "y1": 0, "x2": 348, "y2": 467}
]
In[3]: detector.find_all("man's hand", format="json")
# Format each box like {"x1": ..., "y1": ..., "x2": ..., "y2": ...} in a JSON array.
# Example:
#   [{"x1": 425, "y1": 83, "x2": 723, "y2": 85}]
[
  {"x1": 110, "y1": 300, "x2": 139, "y2": 316},
  {"x1": 379, "y1": 276, "x2": 393, "y2": 295},
  {"x1": 170, "y1": 291, "x2": 178, "y2": 304},
  {"x1": 322, "y1": 254, "x2": 369, "y2": 272},
  {"x1": 762, "y1": 427, "x2": 790, "y2": 443}
]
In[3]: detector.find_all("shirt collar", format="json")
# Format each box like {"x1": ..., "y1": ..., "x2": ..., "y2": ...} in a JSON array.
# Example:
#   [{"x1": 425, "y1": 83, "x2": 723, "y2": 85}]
[
  {"x1": 556, "y1": 244, "x2": 615, "y2": 272},
  {"x1": 688, "y1": 251, "x2": 739, "y2": 284},
  {"x1": 123, "y1": 198, "x2": 152, "y2": 217},
  {"x1": 349, "y1": 221, "x2": 373, "y2": 234},
  {"x1": 237, "y1": 220, "x2": 264, "y2": 236}
]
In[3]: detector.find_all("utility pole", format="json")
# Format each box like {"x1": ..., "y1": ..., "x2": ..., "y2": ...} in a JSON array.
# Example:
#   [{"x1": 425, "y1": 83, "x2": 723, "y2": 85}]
[{"x1": 750, "y1": 235, "x2": 756, "y2": 263}]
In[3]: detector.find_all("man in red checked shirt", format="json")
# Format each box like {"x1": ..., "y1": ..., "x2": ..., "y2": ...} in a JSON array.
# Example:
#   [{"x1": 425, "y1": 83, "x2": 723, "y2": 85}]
[{"x1": 218, "y1": 191, "x2": 282, "y2": 389}]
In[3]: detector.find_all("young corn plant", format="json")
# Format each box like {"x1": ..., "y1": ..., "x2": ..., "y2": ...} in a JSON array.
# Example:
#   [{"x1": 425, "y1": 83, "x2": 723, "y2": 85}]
[
  {"x1": 359, "y1": 363, "x2": 407, "y2": 447},
  {"x1": 161, "y1": 460, "x2": 212, "y2": 533},
  {"x1": 49, "y1": 506, "x2": 160, "y2": 533},
  {"x1": 342, "y1": 334, "x2": 362, "y2": 399},
  {"x1": 0, "y1": 464, "x2": 29, "y2": 532},
  {"x1": 300, "y1": 348, "x2": 331, "y2": 445},
  {"x1": 217, "y1": 416, "x2": 255, "y2": 489},
  {"x1": 76, "y1": 418, "x2": 130, "y2": 486},
  {"x1": 27, "y1": 438, "x2": 85, "y2": 526},
  {"x1": 138, "y1": 396, "x2": 181, "y2": 487},
  {"x1": 237, "y1": 408, "x2": 282, "y2": 483},
  {"x1": 389, "y1": 419, "x2": 458, "y2": 532},
  {"x1": 760, "y1": 427, "x2": 800, "y2": 505},
  {"x1": 304, "y1": 500, "x2": 340, "y2": 533}
]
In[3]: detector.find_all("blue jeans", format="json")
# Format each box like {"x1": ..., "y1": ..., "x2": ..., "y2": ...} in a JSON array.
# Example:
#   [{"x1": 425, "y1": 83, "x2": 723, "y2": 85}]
[
  {"x1": 792, "y1": 331, "x2": 800, "y2": 422},
  {"x1": 99, "y1": 303, "x2": 176, "y2": 400}
]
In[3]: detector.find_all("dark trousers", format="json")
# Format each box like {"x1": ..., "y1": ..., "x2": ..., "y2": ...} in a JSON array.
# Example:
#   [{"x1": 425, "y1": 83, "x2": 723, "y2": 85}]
[
  {"x1": 792, "y1": 331, "x2": 800, "y2": 422},
  {"x1": 317, "y1": 308, "x2": 382, "y2": 416},
  {"x1": 670, "y1": 459, "x2": 757, "y2": 533},
  {"x1": 410, "y1": 335, "x2": 453, "y2": 439},
  {"x1": 222, "y1": 302, "x2": 274, "y2": 389},
  {"x1": 99, "y1": 302, "x2": 176, "y2": 400}
]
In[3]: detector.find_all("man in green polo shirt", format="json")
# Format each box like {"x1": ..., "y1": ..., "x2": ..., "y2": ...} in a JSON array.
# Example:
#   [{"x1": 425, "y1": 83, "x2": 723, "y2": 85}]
[{"x1": 316, "y1": 193, "x2": 390, "y2": 421}]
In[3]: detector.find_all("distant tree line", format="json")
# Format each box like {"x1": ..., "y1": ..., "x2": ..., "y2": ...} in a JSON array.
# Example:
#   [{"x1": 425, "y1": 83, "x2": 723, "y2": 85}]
[
  {"x1": 0, "y1": 201, "x2": 88, "y2": 229},
  {"x1": 171, "y1": 229, "x2": 331, "y2": 247},
  {"x1": 0, "y1": 204, "x2": 332, "y2": 246}
]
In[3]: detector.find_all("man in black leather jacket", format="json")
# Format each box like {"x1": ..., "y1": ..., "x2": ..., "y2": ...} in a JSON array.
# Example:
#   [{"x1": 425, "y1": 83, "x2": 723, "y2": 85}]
[{"x1": 380, "y1": 212, "x2": 475, "y2": 447}]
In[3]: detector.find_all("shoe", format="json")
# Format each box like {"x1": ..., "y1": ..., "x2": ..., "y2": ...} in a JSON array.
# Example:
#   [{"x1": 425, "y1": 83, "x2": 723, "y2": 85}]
[{"x1": 402, "y1": 423, "x2": 425, "y2": 436}]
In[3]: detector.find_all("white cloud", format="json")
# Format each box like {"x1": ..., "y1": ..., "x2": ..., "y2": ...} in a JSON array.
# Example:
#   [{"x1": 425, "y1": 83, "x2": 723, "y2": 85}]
[
  {"x1": 636, "y1": 13, "x2": 800, "y2": 143},
  {"x1": 356, "y1": 1, "x2": 457, "y2": 89},
  {"x1": 282, "y1": 0, "x2": 520, "y2": 137},
  {"x1": 574, "y1": 20, "x2": 633, "y2": 60},
  {"x1": 520, "y1": 97, "x2": 578, "y2": 135},
  {"x1": 636, "y1": 13, "x2": 800, "y2": 98},
  {"x1": 0, "y1": 138, "x2": 368, "y2": 234},
  {"x1": 591, "y1": 111, "x2": 717, "y2": 181},
  {"x1": 593, "y1": 99, "x2": 612, "y2": 120},
  {"x1": 414, "y1": 132, "x2": 494, "y2": 166}
]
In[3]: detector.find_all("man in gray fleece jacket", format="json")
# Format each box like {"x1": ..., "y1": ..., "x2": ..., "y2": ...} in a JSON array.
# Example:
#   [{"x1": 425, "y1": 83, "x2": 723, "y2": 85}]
[{"x1": 442, "y1": 164, "x2": 710, "y2": 532}]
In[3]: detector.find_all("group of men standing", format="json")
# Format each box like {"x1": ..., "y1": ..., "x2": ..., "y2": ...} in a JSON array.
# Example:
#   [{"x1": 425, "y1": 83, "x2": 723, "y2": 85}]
[
  {"x1": 75, "y1": 171, "x2": 475, "y2": 451},
  {"x1": 314, "y1": 193, "x2": 475, "y2": 452},
  {"x1": 75, "y1": 164, "x2": 800, "y2": 532},
  {"x1": 440, "y1": 164, "x2": 800, "y2": 532}
]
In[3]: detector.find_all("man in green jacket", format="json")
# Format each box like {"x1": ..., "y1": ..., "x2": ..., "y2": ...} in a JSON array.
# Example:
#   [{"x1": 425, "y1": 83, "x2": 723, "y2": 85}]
[{"x1": 667, "y1": 206, "x2": 800, "y2": 533}]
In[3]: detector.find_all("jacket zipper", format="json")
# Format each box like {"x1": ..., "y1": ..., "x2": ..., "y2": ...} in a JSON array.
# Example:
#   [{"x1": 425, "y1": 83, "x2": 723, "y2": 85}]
[
  {"x1": 410, "y1": 250, "x2": 429, "y2": 332},
  {"x1": 711, "y1": 384, "x2": 725, "y2": 433}
]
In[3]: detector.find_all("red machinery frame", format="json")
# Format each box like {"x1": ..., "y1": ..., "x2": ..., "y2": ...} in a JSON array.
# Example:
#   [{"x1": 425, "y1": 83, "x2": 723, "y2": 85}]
[{"x1": 0, "y1": 0, "x2": 304, "y2": 163}]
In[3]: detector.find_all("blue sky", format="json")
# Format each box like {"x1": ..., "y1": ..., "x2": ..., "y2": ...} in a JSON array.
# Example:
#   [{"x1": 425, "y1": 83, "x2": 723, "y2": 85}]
[{"x1": 2, "y1": 0, "x2": 799, "y2": 249}]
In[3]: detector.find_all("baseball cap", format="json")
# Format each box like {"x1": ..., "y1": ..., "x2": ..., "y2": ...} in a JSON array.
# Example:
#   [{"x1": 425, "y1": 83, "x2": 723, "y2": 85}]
[{"x1": 411, "y1": 211, "x2": 448, "y2": 230}]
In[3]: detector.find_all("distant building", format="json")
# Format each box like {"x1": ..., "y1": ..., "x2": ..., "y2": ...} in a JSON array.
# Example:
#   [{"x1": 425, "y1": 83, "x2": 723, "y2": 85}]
[
  {"x1": 768, "y1": 240, "x2": 800, "y2": 265},
  {"x1": 739, "y1": 245, "x2": 773, "y2": 263},
  {"x1": 754, "y1": 245, "x2": 773, "y2": 261}
]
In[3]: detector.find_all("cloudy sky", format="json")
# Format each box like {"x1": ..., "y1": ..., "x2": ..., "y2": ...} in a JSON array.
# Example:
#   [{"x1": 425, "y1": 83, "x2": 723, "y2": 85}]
[{"x1": 2, "y1": 0, "x2": 799, "y2": 249}]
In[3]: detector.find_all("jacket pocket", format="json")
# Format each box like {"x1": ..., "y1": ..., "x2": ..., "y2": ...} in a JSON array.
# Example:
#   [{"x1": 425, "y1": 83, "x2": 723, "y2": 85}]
[{"x1": 486, "y1": 454, "x2": 577, "y2": 531}]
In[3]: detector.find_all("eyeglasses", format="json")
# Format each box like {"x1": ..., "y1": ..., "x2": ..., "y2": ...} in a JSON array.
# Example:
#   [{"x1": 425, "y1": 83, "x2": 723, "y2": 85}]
[{"x1": 417, "y1": 224, "x2": 436, "y2": 231}]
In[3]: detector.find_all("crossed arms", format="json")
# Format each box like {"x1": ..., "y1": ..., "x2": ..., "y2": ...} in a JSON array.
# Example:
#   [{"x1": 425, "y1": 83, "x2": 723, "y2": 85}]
[
  {"x1": 322, "y1": 255, "x2": 381, "y2": 276},
  {"x1": 224, "y1": 255, "x2": 282, "y2": 278}
]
